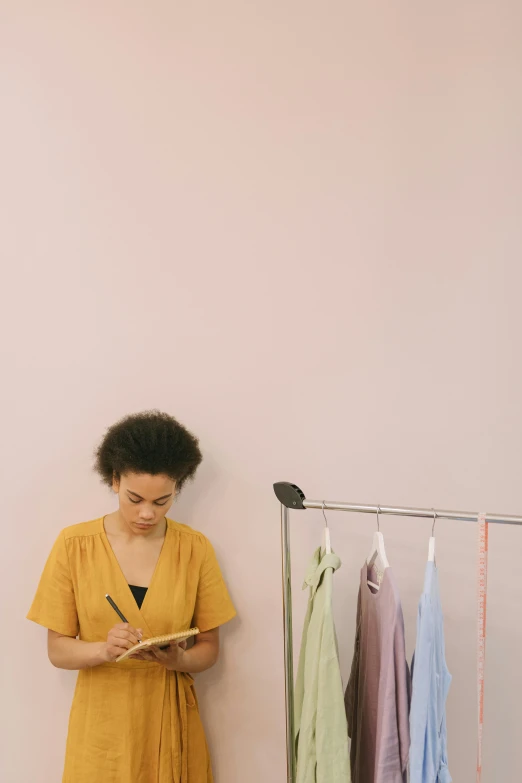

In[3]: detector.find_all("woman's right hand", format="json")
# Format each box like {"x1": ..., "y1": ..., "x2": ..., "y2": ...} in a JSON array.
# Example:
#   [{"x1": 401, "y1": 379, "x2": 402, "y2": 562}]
[{"x1": 101, "y1": 623, "x2": 143, "y2": 662}]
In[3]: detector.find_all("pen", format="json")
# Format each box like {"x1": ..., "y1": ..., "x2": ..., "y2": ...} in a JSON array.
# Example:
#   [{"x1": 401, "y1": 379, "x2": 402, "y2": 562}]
[
  {"x1": 105, "y1": 594, "x2": 142, "y2": 645},
  {"x1": 105, "y1": 593, "x2": 129, "y2": 623},
  {"x1": 105, "y1": 594, "x2": 173, "y2": 652}
]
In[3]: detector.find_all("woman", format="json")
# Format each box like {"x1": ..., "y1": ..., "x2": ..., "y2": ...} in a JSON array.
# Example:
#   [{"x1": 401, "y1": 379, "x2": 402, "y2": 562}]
[{"x1": 28, "y1": 411, "x2": 236, "y2": 783}]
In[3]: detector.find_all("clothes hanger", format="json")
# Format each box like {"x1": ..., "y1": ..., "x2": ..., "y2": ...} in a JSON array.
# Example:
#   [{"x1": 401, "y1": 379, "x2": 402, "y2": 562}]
[
  {"x1": 322, "y1": 501, "x2": 332, "y2": 555},
  {"x1": 366, "y1": 506, "x2": 390, "y2": 590},
  {"x1": 428, "y1": 508, "x2": 436, "y2": 562}
]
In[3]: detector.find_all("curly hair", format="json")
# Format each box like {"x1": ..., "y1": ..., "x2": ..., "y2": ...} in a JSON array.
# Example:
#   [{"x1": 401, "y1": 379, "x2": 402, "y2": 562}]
[{"x1": 94, "y1": 410, "x2": 203, "y2": 491}]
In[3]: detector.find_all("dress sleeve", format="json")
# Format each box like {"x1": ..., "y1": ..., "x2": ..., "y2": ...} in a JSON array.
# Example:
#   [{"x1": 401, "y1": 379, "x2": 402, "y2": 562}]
[
  {"x1": 192, "y1": 538, "x2": 236, "y2": 633},
  {"x1": 27, "y1": 530, "x2": 79, "y2": 637},
  {"x1": 394, "y1": 607, "x2": 412, "y2": 774},
  {"x1": 345, "y1": 590, "x2": 362, "y2": 740},
  {"x1": 316, "y1": 586, "x2": 351, "y2": 783},
  {"x1": 409, "y1": 596, "x2": 435, "y2": 783}
]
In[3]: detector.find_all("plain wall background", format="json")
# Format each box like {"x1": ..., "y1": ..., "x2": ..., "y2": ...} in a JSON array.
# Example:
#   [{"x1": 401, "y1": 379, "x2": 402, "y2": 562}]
[{"x1": 2, "y1": 2, "x2": 522, "y2": 781}]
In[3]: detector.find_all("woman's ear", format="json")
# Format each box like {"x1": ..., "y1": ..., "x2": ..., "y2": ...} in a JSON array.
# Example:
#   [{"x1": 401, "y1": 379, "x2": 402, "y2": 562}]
[{"x1": 112, "y1": 472, "x2": 120, "y2": 493}]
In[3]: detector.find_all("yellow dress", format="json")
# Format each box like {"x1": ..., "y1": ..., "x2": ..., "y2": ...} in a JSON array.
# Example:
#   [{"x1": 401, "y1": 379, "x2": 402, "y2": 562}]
[{"x1": 27, "y1": 517, "x2": 236, "y2": 783}]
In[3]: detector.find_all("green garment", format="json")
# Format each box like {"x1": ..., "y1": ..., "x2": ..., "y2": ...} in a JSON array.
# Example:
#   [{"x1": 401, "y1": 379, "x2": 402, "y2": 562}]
[{"x1": 295, "y1": 548, "x2": 351, "y2": 783}]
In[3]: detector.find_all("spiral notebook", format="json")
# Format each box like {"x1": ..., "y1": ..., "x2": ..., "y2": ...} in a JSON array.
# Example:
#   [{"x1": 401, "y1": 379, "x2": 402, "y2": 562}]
[{"x1": 116, "y1": 627, "x2": 200, "y2": 662}]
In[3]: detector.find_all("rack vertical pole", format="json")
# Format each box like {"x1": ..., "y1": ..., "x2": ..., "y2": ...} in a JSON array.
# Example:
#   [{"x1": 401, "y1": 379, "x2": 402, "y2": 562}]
[{"x1": 281, "y1": 503, "x2": 296, "y2": 783}]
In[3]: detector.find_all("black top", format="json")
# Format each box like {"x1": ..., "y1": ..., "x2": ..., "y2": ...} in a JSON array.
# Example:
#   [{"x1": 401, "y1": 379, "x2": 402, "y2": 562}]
[{"x1": 129, "y1": 584, "x2": 148, "y2": 609}]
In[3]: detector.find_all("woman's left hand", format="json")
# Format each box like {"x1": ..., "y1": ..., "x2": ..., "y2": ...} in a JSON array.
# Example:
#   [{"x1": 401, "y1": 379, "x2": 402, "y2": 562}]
[
  {"x1": 131, "y1": 640, "x2": 187, "y2": 670},
  {"x1": 130, "y1": 629, "x2": 220, "y2": 674}
]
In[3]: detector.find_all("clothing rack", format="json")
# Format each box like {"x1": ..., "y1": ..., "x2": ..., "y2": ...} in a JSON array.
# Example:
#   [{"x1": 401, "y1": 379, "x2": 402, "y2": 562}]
[{"x1": 273, "y1": 480, "x2": 522, "y2": 783}]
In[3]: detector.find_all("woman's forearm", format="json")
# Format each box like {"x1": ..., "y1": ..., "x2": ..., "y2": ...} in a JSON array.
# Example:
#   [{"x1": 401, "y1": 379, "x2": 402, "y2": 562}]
[
  {"x1": 178, "y1": 638, "x2": 219, "y2": 673},
  {"x1": 48, "y1": 634, "x2": 106, "y2": 670}
]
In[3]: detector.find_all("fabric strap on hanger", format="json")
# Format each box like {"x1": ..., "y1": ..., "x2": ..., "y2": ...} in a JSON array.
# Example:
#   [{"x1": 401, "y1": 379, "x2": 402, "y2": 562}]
[{"x1": 476, "y1": 512, "x2": 488, "y2": 783}]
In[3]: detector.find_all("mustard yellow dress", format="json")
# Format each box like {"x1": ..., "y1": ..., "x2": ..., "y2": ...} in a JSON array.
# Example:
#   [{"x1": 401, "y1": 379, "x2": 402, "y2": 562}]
[{"x1": 27, "y1": 517, "x2": 236, "y2": 783}]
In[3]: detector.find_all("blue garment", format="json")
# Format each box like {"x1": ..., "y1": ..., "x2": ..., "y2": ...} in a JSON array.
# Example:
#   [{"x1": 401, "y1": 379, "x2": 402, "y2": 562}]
[{"x1": 409, "y1": 562, "x2": 452, "y2": 783}]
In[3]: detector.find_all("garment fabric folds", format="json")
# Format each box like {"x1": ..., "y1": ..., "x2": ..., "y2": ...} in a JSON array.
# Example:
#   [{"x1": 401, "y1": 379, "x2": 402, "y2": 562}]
[
  {"x1": 409, "y1": 561, "x2": 452, "y2": 783},
  {"x1": 294, "y1": 548, "x2": 351, "y2": 783},
  {"x1": 27, "y1": 517, "x2": 236, "y2": 783},
  {"x1": 345, "y1": 564, "x2": 411, "y2": 783}
]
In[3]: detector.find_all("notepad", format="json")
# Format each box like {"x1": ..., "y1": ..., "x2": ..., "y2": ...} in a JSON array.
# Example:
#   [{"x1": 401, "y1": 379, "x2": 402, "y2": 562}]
[{"x1": 116, "y1": 627, "x2": 200, "y2": 662}]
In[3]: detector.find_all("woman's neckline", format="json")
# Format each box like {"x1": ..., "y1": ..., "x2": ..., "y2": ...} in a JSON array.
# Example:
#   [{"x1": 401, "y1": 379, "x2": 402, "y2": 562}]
[{"x1": 100, "y1": 516, "x2": 169, "y2": 612}]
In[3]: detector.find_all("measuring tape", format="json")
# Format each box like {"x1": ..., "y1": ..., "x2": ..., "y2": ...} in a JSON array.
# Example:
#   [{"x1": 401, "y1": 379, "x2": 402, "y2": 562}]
[{"x1": 476, "y1": 512, "x2": 489, "y2": 783}]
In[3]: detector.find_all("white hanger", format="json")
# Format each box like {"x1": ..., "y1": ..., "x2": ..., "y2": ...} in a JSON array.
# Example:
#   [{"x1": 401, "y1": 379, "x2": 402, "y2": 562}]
[
  {"x1": 366, "y1": 506, "x2": 389, "y2": 590},
  {"x1": 428, "y1": 509, "x2": 436, "y2": 562},
  {"x1": 322, "y1": 501, "x2": 332, "y2": 555}
]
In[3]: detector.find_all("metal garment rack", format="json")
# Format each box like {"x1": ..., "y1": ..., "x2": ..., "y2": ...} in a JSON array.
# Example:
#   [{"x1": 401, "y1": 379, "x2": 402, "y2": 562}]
[{"x1": 273, "y1": 480, "x2": 522, "y2": 783}]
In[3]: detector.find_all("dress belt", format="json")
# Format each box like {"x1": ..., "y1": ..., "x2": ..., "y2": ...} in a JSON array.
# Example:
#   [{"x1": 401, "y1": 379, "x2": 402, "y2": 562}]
[{"x1": 169, "y1": 670, "x2": 196, "y2": 782}]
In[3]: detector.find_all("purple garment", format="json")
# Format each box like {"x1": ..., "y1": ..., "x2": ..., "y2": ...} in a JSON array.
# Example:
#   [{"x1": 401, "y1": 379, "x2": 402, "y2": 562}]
[{"x1": 345, "y1": 564, "x2": 411, "y2": 783}]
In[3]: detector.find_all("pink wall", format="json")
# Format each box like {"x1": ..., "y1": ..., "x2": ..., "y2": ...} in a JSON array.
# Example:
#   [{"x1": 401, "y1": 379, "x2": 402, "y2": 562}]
[{"x1": 2, "y1": 2, "x2": 522, "y2": 781}]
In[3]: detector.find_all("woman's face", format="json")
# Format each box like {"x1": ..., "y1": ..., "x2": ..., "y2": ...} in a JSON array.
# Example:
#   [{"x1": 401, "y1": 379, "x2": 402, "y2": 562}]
[{"x1": 112, "y1": 472, "x2": 177, "y2": 535}]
